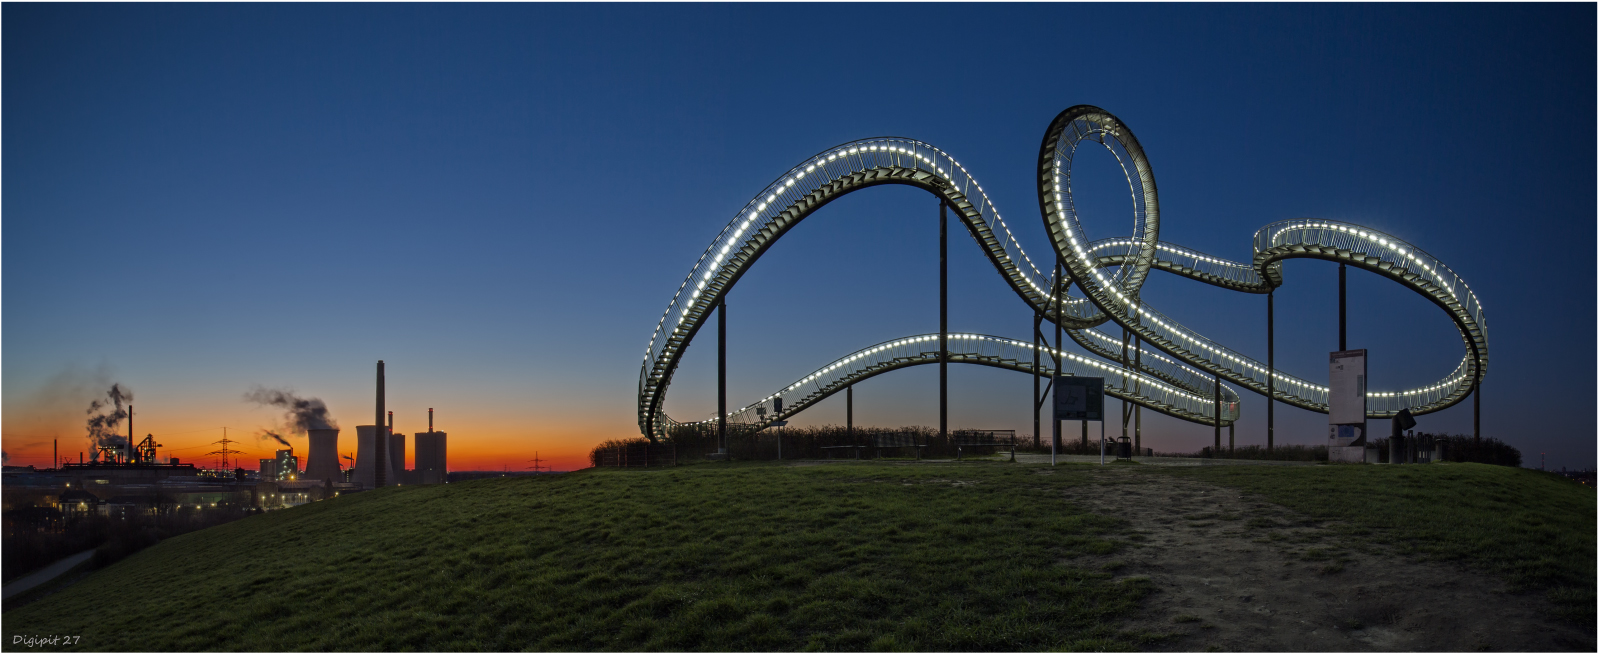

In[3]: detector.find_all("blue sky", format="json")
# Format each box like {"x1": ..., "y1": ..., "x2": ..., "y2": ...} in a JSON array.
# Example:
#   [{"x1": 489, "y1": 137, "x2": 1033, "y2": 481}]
[{"x1": 4, "y1": 3, "x2": 1594, "y2": 470}]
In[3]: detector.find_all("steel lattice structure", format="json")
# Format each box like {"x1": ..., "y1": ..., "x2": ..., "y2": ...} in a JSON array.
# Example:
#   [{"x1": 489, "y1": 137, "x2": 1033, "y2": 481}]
[{"x1": 637, "y1": 105, "x2": 1488, "y2": 439}]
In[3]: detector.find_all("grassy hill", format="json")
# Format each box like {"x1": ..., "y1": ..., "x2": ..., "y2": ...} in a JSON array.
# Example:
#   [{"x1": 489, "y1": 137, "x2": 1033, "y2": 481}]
[
  {"x1": 1145, "y1": 461, "x2": 1596, "y2": 624},
  {"x1": 2, "y1": 461, "x2": 1592, "y2": 651}
]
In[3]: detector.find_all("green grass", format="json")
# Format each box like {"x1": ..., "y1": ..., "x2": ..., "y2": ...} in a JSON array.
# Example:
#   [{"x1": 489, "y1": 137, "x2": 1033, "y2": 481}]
[
  {"x1": 8, "y1": 460, "x2": 1590, "y2": 651},
  {"x1": 3, "y1": 462, "x2": 1157, "y2": 652},
  {"x1": 1142, "y1": 462, "x2": 1596, "y2": 624}
]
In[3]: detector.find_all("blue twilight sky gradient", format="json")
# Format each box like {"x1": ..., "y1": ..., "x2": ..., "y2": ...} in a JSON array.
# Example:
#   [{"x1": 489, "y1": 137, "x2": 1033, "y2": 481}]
[{"x1": 3, "y1": 4, "x2": 1594, "y2": 471}]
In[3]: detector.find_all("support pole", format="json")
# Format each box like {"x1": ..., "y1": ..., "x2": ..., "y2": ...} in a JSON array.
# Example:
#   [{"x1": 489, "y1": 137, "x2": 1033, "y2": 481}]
[
  {"x1": 1134, "y1": 326, "x2": 1142, "y2": 455},
  {"x1": 1229, "y1": 421, "x2": 1234, "y2": 456},
  {"x1": 1053, "y1": 257, "x2": 1063, "y2": 453},
  {"x1": 718, "y1": 297, "x2": 727, "y2": 455},
  {"x1": 1474, "y1": 379, "x2": 1480, "y2": 444},
  {"x1": 1033, "y1": 310, "x2": 1041, "y2": 450},
  {"x1": 1338, "y1": 263, "x2": 1347, "y2": 352},
  {"x1": 939, "y1": 200, "x2": 948, "y2": 441},
  {"x1": 1121, "y1": 330, "x2": 1130, "y2": 445},
  {"x1": 847, "y1": 384, "x2": 853, "y2": 437},
  {"x1": 1267, "y1": 290, "x2": 1275, "y2": 452},
  {"x1": 1213, "y1": 372, "x2": 1221, "y2": 452}
]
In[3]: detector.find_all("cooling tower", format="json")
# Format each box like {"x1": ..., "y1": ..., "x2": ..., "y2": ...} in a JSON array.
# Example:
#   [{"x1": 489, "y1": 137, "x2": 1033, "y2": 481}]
[
  {"x1": 303, "y1": 428, "x2": 342, "y2": 484},
  {"x1": 354, "y1": 425, "x2": 404, "y2": 489}
]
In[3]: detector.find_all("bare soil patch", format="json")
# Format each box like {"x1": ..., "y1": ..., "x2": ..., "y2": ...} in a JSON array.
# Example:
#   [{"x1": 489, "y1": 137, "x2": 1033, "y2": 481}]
[{"x1": 1062, "y1": 466, "x2": 1594, "y2": 652}]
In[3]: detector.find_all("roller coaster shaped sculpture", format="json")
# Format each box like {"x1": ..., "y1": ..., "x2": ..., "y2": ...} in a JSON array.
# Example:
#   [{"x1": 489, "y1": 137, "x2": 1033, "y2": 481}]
[{"x1": 637, "y1": 105, "x2": 1487, "y2": 440}]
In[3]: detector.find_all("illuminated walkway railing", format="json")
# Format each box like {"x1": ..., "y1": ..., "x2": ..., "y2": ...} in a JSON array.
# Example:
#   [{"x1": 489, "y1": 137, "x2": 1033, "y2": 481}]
[
  {"x1": 665, "y1": 333, "x2": 1240, "y2": 434},
  {"x1": 638, "y1": 106, "x2": 1488, "y2": 438}
]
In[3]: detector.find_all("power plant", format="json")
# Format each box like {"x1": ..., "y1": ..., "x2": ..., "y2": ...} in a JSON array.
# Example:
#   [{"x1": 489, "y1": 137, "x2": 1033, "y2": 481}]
[
  {"x1": 415, "y1": 408, "x2": 449, "y2": 485},
  {"x1": 6, "y1": 361, "x2": 459, "y2": 549},
  {"x1": 348, "y1": 362, "x2": 449, "y2": 488}
]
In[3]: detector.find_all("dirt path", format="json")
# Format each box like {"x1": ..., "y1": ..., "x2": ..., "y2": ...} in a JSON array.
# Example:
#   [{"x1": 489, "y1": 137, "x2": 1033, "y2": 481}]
[{"x1": 1052, "y1": 466, "x2": 1594, "y2": 652}]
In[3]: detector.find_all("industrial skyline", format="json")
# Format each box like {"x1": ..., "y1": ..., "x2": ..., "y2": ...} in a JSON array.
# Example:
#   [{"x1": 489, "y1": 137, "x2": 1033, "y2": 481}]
[{"x1": 2, "y1": 4, "x2": 1593, "y2": 470}]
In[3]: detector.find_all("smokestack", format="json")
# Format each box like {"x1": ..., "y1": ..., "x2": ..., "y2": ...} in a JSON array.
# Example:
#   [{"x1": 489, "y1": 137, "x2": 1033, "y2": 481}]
[
  {"x1": 127, "y1": 404, "x2": 133, "y2": 464},
  {"x1": 388, "y1": 411, "x2": 393, "y2": 433},
  {"x1": 54, "y1": 439, "x2": 58, "y2": 470},
  {"x1": 375, "y1": 361, "x2": 386, "y2": 487},
  {"x1": 429, "y1": 408, "x2": 433, "y2": 433}
]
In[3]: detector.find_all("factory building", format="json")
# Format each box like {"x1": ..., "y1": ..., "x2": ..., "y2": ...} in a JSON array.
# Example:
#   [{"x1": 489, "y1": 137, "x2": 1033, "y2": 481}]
[
  {"x1": 302, "y1": 428, "x2": 342, "y2": 484},
  {"x1": 258, "y1": 458, "x2": 277, "y2": 481},
  {"x1": 59, "y1": 461, "x2": 198, "y2": 483},
  {"x1": 255, "y1": 479, "x2": 337, "y2": 509},
  {"x1": 415, "y1": 431, "x2": 448, "y2": 484},
  {"x1": 274, "y1": 449, "x2": 299, "y2": 481},
  {"x1": 388, "y1": 432, "x2": 405, "y2": 482},
  {"x1": 414, "y1": 408, "x2": 448, "y2": 484}
]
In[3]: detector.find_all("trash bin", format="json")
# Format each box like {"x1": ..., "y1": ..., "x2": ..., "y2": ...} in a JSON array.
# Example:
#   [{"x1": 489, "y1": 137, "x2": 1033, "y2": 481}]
[{"x1": 1116, "y1": 435, "x2": 1132, "y2": 460}]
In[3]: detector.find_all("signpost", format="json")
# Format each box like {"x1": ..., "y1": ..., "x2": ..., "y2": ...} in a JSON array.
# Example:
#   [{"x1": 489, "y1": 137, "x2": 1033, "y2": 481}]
[
  {"x1": 1328, "y1": 349, "x2": 1367, "y2": 462},
  {"x1": 1053, "y1": 376, "x2": 1105, "y2": 465}
]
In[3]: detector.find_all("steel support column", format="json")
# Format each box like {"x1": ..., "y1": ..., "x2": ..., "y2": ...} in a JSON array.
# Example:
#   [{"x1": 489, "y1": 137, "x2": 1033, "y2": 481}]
[
  {"x1": 1033, "y1": 310, "x2": 1041, "y2": 449},
  {"x1": 940, "y1": 201, "x2": 948, "y2": 441},
  {"x1": 1213, "y1": 372, "x2": 1221, "y2": 452},
  {"x1": 1053, "y1": 257, "x2": 1063, "y2": 452},
  {"x1": 1121, "y1": 329, "x2": 1130, "y2": 446},
  {"x1": 1339, "y1": 263, "x2": 1347, "y2": 352},
  {"x1": 718, "y1": 297, "x2": 727, "y2": 454},
  {"x1": 1267, "y1": 290, "x2": 1275, "y2": 452},
  {"x1": 1134, "y1": 337, "x2": 1142, "y2": 455},
  {"x1": 847, "y1": 384, "x2": 853, "y2": 437}
]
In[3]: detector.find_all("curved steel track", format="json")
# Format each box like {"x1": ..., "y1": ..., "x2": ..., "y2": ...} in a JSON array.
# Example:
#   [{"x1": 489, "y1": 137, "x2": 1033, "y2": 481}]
[{"x1": 638, "y1": 105, "x2": 1488, "y2": 439}]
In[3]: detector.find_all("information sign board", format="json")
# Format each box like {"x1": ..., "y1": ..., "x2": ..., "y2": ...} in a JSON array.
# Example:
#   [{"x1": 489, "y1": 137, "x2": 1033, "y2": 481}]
[
  {"x1": 1053, "y1": 376, "x2": 1104, "y2": 421},
  {"x1": 1328, "y1": 349, "x2": 1367, "y2": 446}
]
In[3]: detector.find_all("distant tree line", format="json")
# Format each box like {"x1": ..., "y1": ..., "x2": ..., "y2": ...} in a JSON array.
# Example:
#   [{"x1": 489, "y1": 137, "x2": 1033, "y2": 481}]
[
  {"x1": 589, "y1": 427, "x2": 1523, "y2": 467},
  {"x1": 592, "y1": 424, "x2": 1037, "y2": 465}
]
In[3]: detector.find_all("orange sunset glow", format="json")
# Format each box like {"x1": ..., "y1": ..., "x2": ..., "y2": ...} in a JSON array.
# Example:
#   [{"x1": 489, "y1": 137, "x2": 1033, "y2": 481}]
[{"x1": 2, "y1": 390, "x2": 599, "y2": 473}]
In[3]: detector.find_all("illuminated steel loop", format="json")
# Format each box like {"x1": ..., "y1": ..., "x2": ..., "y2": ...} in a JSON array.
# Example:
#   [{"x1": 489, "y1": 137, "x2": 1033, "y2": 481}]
[{"x1": 638, "y1": 106, "x2": 1488, "y2": 439}]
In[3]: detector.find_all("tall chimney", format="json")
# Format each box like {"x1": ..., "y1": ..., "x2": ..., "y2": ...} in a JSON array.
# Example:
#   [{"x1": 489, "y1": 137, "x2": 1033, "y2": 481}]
[
  {"x1": 127, "y1": 405, "x2": 134, "y2": 464},
  {"x1": 375, "y1": 361, "x2": 386, "y2": 487},
  {"x1": 429, "y1": 408, "x2": 433, "y2": 433},
  {"x1": 54, "y1": 439, "x2": 58, "y2": 470},
  {"x1": 387, "y1": 410, "x2": 397, "y2": 482}
]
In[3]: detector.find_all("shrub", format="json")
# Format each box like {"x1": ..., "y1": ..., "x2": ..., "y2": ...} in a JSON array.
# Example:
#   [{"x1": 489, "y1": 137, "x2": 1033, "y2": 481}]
[
  {"x1": 1370, "y1": 433, "x2": 1521, "y2": 467},
  {"x1": 1152, "y1": 444, "x2": 1326, "y2": 461}
]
